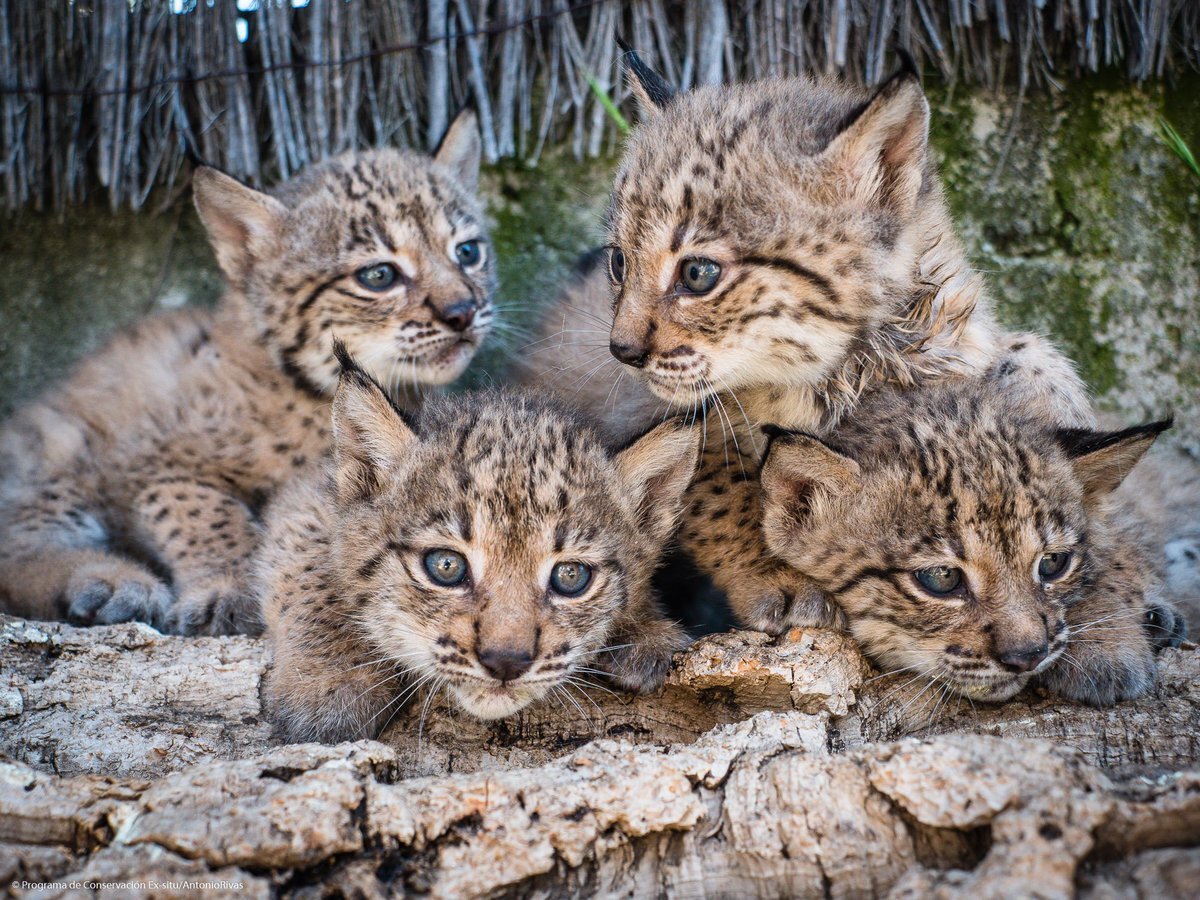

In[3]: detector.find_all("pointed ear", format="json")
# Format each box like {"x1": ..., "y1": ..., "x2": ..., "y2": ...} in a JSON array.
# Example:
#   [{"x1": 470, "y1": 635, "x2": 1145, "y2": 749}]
[
  {"x1": 759, "y1": 427, "x2": 860, "y2": 555},
  {"x1": 330, "y1": 341, "x2": 419, "y2": 504},
  {"x1": 617, "y1": 39, "x2": 676, "y2": 119},
  {"x1": 614, "y1": 418, "x2": 701, "y2": 546},
  {"x1": 819, "y1": 66, "x2": 929, "y2": 215},
  {"x1": 433, "y1": 108, "x2": 481, "y2": 193},
  {"x1": 192, "y1": 166, "x2": 287, "y2": 283},
  {"x1": 1055, "y1": 419, "x2": 1171, "y2": 505}
]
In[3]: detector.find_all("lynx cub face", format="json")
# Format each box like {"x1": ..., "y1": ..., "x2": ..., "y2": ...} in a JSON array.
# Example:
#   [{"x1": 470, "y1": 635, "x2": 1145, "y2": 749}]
[
  {"x1": 196, "y1": 109, "x2": 494, "y2": 397},
  {"x1": 760, "y1": 381, "x2": 1178, "y2": 705},
  {"x1": 603, "y1": 51, "x2": 943, "y2": 408},
  {"x1": 260, "y1": 347, "x2": 699, "y2": 739}
]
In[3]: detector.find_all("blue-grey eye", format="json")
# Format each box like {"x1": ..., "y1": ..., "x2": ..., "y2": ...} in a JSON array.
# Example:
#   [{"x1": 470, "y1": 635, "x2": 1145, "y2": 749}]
[
  {"x1": 608, "y1": 247, "x2": 626, "y2": 285},
  {"x1": 549, "y1": 561, "x2": 592, "y2": 597},
  {"x1": 679, "y1": 257, "x2": 721, "y2": 293},
  {"x1": 423, "y1": 549, "x2": 468, "y2": 586},
  {"x1": 1038, "y1": 551, "x2": 1071, "y2": 581},
  {"x1": 355, "y1": 262, "x2": 399, "y2": 292},
  {"x1": 455, "y1": 240, "x2": 482, "y2": 268},
  {"x1": 914, "y1": 566, "x2": 962, "y2": 595}
]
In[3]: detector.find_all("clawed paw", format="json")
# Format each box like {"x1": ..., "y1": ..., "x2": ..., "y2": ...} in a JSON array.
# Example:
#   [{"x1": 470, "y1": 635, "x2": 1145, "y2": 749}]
[
  {"x1": 65, "y1": 569, "x2": 173, "y2": 630},
  {"x1": 1038, "y1": 640, "x2": 1158, "y2": 706},
  {"x1": 598, "y1": 644, "x2": 674, "y2": 695},
  {"x1": 167, "y1": 586, "x2": 262, "y2": 637},
  {"x1": 593, "y1": 621, "x2": 689, "y2": 694},
  {"x1": 741, "y1": 582, "x2": 842, "y2": 636}
]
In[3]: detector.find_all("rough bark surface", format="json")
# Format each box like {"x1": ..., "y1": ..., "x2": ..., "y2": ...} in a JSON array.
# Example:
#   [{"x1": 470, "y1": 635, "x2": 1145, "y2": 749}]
[{"x1": 3, "y1": 615, "x2": 1198, "y2": 897}]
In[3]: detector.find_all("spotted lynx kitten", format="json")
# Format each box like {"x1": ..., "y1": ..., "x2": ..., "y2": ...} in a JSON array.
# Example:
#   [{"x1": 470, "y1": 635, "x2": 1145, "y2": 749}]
[
  {"x1": 759, "y1": 378, "x2": 1186, "y2": 706},
  {"x1": 258, "y1": 345, "x2": 699, "y2": 742},
  {"x1": 522, "y1": 49, "x2": 1094, "y2": 634},
  {"x1": 0, "y1": 111, "x2": 494, "y2": 635}
]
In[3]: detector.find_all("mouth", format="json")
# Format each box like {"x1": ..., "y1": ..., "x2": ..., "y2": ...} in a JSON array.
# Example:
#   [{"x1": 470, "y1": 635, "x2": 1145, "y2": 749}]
[
  {"x1": 430, "y1": 336, "x2": 476, "y2": 365},
  {"x1": 941, "y1": 640, "x2": 1066, "y2": 703},
  {"x1": 449, "y1": 675, "x2": 548, "y2": 720},
  {"x1": 642, "y1": 370, "x2": 713, "y2": 402},
  {"x1": 950, "y1": 676, "x2": 1029, "y2": 702},
  {"x1": 399, "y1": 336, "x2": 479, "y2": 383}
]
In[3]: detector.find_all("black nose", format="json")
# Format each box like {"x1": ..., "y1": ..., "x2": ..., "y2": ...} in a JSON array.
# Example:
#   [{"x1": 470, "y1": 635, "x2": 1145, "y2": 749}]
[
  {"x1": 997, "y1": 643, "x2": 1049, "y2": 673},
  {"x1": 436, "y1": 300, "x2": 476, "y2": 332},
  {"x1": 610, "y1": 339, "x2": 648, "y2": 368},
  {"x1": 477, "y1": 647, "x2": 534, "y2": 683}
]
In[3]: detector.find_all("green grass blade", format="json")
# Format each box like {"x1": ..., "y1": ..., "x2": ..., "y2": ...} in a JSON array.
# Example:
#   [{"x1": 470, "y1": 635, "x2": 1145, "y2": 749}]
[
  {"x1": 587, "y1": 74, "x2": 630, "y2": 135},
  {"x1": 1159, "y1": 117, "x2": 1200, "y2": 181}
]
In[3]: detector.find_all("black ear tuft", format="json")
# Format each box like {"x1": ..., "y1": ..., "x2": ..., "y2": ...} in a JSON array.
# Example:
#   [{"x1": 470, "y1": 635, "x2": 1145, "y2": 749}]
[
  {"x1": 332, "y1": 337, "x2": 357, "y2": 377},
  {"x1": 1055, "y1": 418, "x2": 1173, "y2": 459},
  {"x1": 332, "y1": 337, "x2": 416, "y2": 427},
  {"x1": 760, "y1": 423, "x2": 801, "y2": 463},
  {"x1": 618, "y1": 41, "x2": 676, "y2": 110},
  {"x1": 892, "y1": 46, "x2": 920, "y2": 82}
]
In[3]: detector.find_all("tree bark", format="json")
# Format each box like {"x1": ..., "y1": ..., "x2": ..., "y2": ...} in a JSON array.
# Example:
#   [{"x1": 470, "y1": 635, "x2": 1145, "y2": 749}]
[{"x1": 2, "y1": 616, "x2": 1198, "y2": 896}]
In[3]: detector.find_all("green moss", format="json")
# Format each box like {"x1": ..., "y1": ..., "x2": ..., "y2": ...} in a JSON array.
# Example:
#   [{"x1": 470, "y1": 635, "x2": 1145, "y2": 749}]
[
  {"x1": 468, "y1": 152, "x2": 618, "y2": 386},
  {"x1": 925, "y1": 75, "x2": 1199, "y2": 447},
  {"x1": 0, "y1": 206, "x2": 222, "y2": 416}
]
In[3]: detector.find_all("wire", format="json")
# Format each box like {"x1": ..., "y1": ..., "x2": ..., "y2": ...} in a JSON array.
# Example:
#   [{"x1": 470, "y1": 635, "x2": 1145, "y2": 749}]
[{"x1": 0, "y1": 0, "x2": 610, "y2": 99}]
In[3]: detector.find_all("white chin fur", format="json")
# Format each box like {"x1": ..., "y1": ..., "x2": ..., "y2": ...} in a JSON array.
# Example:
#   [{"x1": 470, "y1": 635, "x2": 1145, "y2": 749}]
[
  {"x1": 451, "y1": 681, "x2": 547, "y2": 720},
  {"x1": 952, "y1": 676, "x2": 1029, "y2": 702},
  {"x1": 411, "y1": 343, "x2": 479, "y2": 385}
]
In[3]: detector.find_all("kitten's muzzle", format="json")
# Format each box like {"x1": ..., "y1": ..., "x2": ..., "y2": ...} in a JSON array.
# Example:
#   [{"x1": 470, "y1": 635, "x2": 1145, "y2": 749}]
[
  {"x1": 997, "y1": 641, "x2": 1050, "y2": 674},
  {"x1": 434, "y1": 298, "x2": 477, "y2": 332},
  {"x1": 610, "y1": 338, "x2": 648, "y2": 368},
  {"x1": 477, "y1": 647, "x2": 534, "y2": 683}
]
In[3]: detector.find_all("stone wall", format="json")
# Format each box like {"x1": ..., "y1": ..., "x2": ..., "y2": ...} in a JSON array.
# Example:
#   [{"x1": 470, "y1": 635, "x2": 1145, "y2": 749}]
[{"x1": 1, "y1": 75, "x2": 1197, "y2": 449}]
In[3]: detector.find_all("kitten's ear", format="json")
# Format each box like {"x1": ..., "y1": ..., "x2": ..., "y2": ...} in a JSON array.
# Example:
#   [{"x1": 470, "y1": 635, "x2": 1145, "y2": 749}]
[
  {"x1": 760, "y1": 427, "x2": 860, "y2": 553},
  {"x1": 819, "y1": 63, "x2": 929, "y2": 215},
  {"x1": 192, "y1": 166, "x2": 287, "y2": 283},
  {"x1": 1055, "y1": 419, "x2": 1172, "y2": 504},
  {"x1": 330, "y1": 341, "x2": 418, "y2": 504},
  {"x1": 433, "y1": 108, "x2": 482, "y2": 193},
  {"x1": 614, "y1": 418, "x2": 702, "y2": 546},
  {"x1": 617, "y1": 39, "x2": 676, "y2": 119}
]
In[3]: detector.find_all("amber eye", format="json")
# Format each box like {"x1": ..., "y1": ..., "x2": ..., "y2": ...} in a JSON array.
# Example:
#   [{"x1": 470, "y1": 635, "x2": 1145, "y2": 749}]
[
  {"x1": 455, "y1": 240, "x2": 483, "y2": 268},
  {"x1": 423, "y1": 549, "x2": 469, "y2": 587},
  {"x1": 1037, "y1": 551, "x2": 1071, "y2": 582},
  {"x1": 679, "y1": 257, "x2": 721, "y2": 293},
  {"x1": 914, "y1": 566, "x2": 963, "y2": 596},
  {"x1": 355, "y1": 262, "x2": 400, "y2": 292},
  {"x1": 608, "y1": 247, "x2": 626, "y2": 285},
  {"x1": 549, "y1": 561, "x2": 592, "y2": 597}
]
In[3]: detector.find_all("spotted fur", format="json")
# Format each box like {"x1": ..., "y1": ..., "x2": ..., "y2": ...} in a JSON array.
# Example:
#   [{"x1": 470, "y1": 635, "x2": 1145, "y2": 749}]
[
  {"x1": 522, "y1": 55, "x2": 1093, "y2": 631},
  {"x1": 760, "y1": 378, "x2": 1184, "y2": 707},
  {"x1": 258, "y1": 350, "x2": 699, "y2": 742},
  {"x1": 0, "y1": 111, "x2": 494, "y2": 634}
]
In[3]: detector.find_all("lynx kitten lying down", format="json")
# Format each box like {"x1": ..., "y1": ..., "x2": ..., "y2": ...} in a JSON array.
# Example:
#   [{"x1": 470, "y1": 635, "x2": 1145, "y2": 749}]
[
  {"x1": 0, "y1": 110, "x2": 493, "y2": 636},
  {"x1": 257, "y1": 345, "x2": 700, "y2": 742},
  {"x1": 760, "y1": 378, "x2": 1186, "y2": 707}
]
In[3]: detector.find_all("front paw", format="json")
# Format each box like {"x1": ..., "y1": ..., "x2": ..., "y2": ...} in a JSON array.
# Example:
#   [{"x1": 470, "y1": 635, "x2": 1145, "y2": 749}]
[
  {"x1": 730, "y1": 576, "x2": 841, "y2": 636},
  {"x1": 1039, "y1": 639, "x2": 1158, "y2": 706},
  {"x1": 169, "y1": 580, "x2": 263, "y2": 636},
  {"x1": 1144, "y1": 600, "x2": 1187, "y2": 651},
  {"x1": 65, "y1": 564, "x2": 173, "y2": 630},
  {"x1": 596, "y1": 621, "x2": 689, "y2": 694}
]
